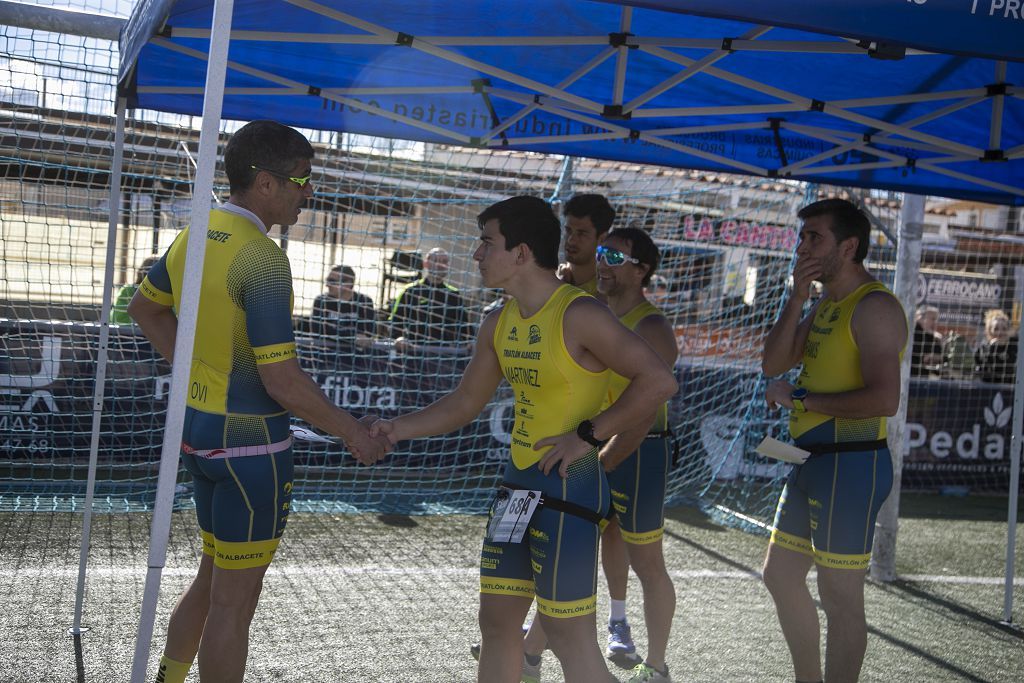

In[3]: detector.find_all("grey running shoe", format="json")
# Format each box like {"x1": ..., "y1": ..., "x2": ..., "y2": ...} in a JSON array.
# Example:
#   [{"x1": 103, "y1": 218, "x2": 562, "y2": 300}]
[{"x1": 606, "y1": 619, "x2": 643, "y2": 669}]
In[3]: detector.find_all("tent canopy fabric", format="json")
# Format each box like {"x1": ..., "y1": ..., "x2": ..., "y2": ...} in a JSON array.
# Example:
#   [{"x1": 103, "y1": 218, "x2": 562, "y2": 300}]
[{"x1": 119, "y1": 0, "x2": 1024, "y2": 205}]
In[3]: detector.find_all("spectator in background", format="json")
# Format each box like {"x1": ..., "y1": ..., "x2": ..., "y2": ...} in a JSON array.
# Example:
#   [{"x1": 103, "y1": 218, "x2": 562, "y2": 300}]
[
  {"x1": 911, "y1": 305, "x2": 944, "y2": 378},
  {"x1": 110, "y1": 255, "x2": 160, "y2": 324},
  {"x1": 942, "y1": 330, "x2": 974, "y2": 380},
  {"x1": 975, "y1": 309, "x2": 1017, "y2": 384},
  {"x1": 388, "y1": 247, "x2": 471, "y2": 351},
  {"x1": 310, "y1": 264, "x2": 377, "y2": 348}
]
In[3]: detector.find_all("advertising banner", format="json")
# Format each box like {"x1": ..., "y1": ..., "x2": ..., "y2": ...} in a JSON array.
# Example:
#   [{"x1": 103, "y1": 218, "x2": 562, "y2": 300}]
[{"x1": 1, "y1": 319, "x2": 1019, "y2": 493}]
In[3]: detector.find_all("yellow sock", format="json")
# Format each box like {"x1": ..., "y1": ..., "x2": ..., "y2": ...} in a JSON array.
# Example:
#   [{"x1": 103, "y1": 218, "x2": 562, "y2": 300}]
[{"x1": 155, "y1": 655, "x2": 191, "y2": 683}]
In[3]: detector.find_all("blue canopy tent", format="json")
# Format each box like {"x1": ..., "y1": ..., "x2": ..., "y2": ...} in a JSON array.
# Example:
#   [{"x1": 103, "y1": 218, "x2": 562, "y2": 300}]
[
  {"x1": 110, "y1": 1, "x2": 1023, "y2": 678},
  {"x1": 118, "y1": 0, "x2": 1023, "y2": 204}
]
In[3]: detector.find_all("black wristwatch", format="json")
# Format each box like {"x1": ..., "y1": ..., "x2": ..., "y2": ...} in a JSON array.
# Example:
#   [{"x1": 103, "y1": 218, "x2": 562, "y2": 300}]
[{"x1": 576, "y1": 419, "x2": 608, "y2": 448}]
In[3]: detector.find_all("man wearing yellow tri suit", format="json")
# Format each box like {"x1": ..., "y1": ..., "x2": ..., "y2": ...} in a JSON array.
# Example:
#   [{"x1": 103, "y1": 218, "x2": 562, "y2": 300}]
[
  {"x1": 593, "y1": 227, "x2": 680, "y2": 683},
  {"x1": 369, "y1": 196, "x2": 677, "y2": 683},
  {"x1": 519, "y1": 227, "x2": 680, "y2": 683},
  {"x1": 129, "y1": 120, "x2": 389, "y2": 683},
  {"x1": 557, "y1": 193, "x2": 616, "y2": 297},
  {"x1": 761, "y1": 199, "x2": 907, "y2": 683}
]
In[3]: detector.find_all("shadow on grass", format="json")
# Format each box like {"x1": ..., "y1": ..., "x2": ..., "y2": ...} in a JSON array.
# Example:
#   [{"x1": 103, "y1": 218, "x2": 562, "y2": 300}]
[
  {"x1": 664, "y1": 505, "x2": 1019, "y2": 681},
  {"x1": 862, "y1": 579, "x2": 1023, "y2": 683},
  {"x1": 663, "y1": 504, "x2": 734, "y2": 532},
  {"x1": 899, "y1": 492, "x2": 1023, "y2": 521},
  {"x1": 877, "y1": 579, "x2": 1024, "y2": 640},
  {"x1": 661, "y1": 510, "x2": 763, "y2": 577}
]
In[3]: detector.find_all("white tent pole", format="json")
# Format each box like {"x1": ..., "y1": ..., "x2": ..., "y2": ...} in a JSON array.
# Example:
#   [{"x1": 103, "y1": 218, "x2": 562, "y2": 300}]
[
  {"x1": 872, "y1": 194, "x2": 924, "y2": 582},
  {"x1": 482, "y1": 47, "x2": 616, "y2": 143},
  {"x1": 285, "y1": 0, "x2": 605, "y2": 113},
  {"x1": 0, "y1": 0, "x2": 123, "y2": 40},
  {"x1": 68, "y1": 96, "x2": 127, "y2": 640},
  {"x1": 1003, "y1": 267, "x2": 1023, "y2": 625},
  {"x1": 623, "y1": 26, "x2": 771, "y2": 114},
  {"x1": 128, "y1": 0, "x2": 235, "y2": 679},
  {"x1": 611, "y1": 6, "x2": 632, "y2": 106},
  {"x1": 642, "y1": 44, "x2": 984, "y2": 159}
]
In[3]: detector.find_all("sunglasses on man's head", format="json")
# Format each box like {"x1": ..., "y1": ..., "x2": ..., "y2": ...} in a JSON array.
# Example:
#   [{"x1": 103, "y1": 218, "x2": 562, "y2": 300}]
[
  {"x1": 596, "y1": 244, "x2": 640, "y2": 267},
  {"x1": 250, "y1": 164, "x2": 313, "y2": 188}
]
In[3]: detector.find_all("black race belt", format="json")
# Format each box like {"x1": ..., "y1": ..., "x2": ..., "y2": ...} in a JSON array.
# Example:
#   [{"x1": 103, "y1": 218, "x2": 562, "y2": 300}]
[
  {"x1": 501, "y1": 482, "x2": 612, "y2": 525},
  {"x1": 802, "y1": 439, "x2": 889, "y2": 457}
]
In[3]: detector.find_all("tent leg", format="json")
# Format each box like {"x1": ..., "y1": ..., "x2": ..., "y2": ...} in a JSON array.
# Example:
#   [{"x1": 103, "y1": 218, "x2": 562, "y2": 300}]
[
  {"x1": 128, "y1": 0, "x2": 236, "y2": 679},
  {"x1": 550, "y1": 155, "x2": 574, "y2": 205},
  {"x1": 872, "y1": 194, "x2": 924, "y2": 582},
  {"x1": 1003, "y1": 266, "x2": 1024, "y2": 626},
  {"x1": 69, "y1": 96, "x2": 127, "y2": 639}
]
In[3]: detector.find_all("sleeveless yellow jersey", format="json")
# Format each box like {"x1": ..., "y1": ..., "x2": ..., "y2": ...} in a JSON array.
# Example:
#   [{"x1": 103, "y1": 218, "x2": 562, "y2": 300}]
[
  {"x1": 605, "y1": 300, "x2": 669, "y2": 432},
  {"x1": 139, "y1": 207, "x2": 296, "y2": 421},
  {"x1": 790, "y1": 281, "x2": 904, "y2": 441},
  {"x1": 493, "y1": 284, "x2": 610, "y2": 470},
  {"x1": 560, "y1": 263, "x2": 599, "y2": 296},
  {"x1": 575, "y1": 275, "x2": 599, "y2": 296}
]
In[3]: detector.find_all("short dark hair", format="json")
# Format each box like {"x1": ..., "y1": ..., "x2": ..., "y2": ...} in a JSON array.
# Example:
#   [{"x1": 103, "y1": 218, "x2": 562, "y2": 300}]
[
  {"x1": 564, "y1": 193, "x2": 616, "y2": 235},
  {"x1": 224, "y1": 120, "x2": 314, "y2": 194},
  {"x1": 477, "y1": 196, "x2": 560, "y2": 270},
  {"x1": 605, "y1": 227, "x2": 660, "y2": 286},
  {"x1": 797, "y1": 198, "x2": 871, "y2": 263},
  {"x1": 330, "y1": 264, "x2": 356, "y2": 281}
]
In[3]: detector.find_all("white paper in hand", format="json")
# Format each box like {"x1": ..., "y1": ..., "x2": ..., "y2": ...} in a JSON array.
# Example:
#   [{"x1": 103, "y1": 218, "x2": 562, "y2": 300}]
[
  {"x1": 289, "y1": 425, "x2": 339, "y2": 444},
  {"x1": 755, "y1": 436, "x2": 810, "y2": 464}
]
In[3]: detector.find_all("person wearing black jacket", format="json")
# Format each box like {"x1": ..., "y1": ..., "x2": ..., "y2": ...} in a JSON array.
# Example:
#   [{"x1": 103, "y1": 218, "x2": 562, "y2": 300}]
[
  {"x1": 310, "y1": 264, "x2": 377, "y2": 347},
  {"x1": 388, "y1": 247, "x2": 470, "y2": 350},
  {"x1": 911, "y1": 305, "x2": 944, "y2": 378},
  {"x1": 975, "y1": 309, "x2": 1018, "y2": 384}
]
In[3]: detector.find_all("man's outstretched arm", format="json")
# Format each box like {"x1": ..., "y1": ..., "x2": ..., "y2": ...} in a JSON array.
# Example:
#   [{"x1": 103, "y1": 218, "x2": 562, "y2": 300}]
[
  {"x1": 258, "y1": 359, "x2": 389, "y2": 464},
  {"x1": 372, "y1": 309, "x2": 505, "y2": 444}
]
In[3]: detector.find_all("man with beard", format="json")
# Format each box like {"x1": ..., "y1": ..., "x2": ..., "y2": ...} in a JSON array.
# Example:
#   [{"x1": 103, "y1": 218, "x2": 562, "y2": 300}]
[
  {"x1": 592, "y1": 227, "x2": 679, "y2": 683},
  {"x1": 761, "y1": 198, "x2": 907, "y2": 683},
  {"x1": 558, "y1": 194, "x2": 616, "y2": 296}
]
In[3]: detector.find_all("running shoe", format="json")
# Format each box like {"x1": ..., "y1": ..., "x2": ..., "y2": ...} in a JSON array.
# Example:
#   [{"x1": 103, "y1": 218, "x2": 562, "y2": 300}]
[
  {"x1": 520, "y1": 654, "x2": 542, "y2": 683},
  {"x1": 606, "y1": 619, "x2": 643, "y2": 669},
  {"x1": 626, "y1": 662, "x2": 672, "y2": 682}
]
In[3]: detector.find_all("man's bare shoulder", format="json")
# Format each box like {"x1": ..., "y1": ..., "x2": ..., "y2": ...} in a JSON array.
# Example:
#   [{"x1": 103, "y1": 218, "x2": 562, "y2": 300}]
[
  {"x1": 855, "y1": 288, "x2": 905, "y2": 322},
  {"x1": 853, "y1": 289, "x2": 908, "y2": 348}
]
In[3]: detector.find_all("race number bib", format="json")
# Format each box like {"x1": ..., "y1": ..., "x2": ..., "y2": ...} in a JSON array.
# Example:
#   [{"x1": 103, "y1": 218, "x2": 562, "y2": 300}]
[{"x1": 485, "y1": 487, "x2": 541, "y2": 544}]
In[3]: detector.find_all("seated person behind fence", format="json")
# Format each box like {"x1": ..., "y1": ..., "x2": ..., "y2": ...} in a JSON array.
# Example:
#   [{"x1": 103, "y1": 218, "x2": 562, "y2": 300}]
[
  {"x1": 110, "y1": 255, "x2": 161, "y2": 324},
  {"x1": 911, "y1": 305, "x2": 944, "y2": 378},
  {"x1": 975, "y1": 309, "x2": 1017, "y2": 384},
  {"x1": 310, "y1": 264, "x2": 377, "y2": 348},
  {"x1": 388, "y1": 247, "x2": 471, "y2": 352}
]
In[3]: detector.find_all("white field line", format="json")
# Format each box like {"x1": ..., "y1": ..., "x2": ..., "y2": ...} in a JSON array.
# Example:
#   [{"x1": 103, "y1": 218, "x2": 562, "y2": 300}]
[{"x1": 0, "y1": 566, "x2": 1020, "y2": 585}]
